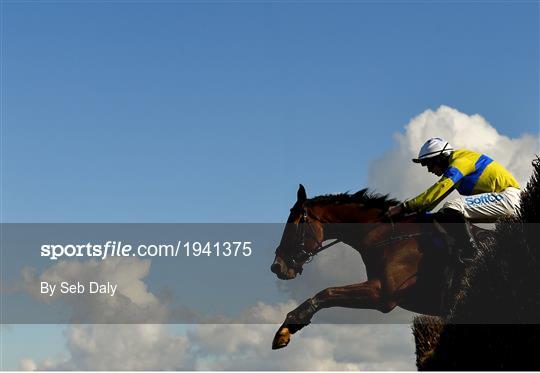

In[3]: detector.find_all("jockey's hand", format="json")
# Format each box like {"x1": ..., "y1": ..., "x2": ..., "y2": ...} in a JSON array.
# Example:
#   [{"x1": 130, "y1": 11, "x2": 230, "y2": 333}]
[{"x1": 386, "y1": 204, "x2": 404, "y2": 218}]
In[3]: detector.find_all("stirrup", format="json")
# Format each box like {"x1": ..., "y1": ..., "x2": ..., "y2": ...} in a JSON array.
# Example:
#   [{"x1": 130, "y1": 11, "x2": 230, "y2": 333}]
[
  {"x1": 457, "y1": 255, "x2": 474, "y2": 265},
  {"x1": 460, "y1": 228, "x2": 479, "y2": 262}
]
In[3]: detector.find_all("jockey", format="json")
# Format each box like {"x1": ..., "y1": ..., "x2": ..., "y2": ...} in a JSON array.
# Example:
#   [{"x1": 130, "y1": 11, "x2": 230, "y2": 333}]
[{"x1": 386, "y1": 137, "x2": 521, "y2": 257}]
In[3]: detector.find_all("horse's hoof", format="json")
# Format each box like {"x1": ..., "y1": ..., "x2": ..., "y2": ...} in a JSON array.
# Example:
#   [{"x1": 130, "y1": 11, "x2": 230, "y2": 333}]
[{"x1": 272, "y1": 327, "x2": 290, "y2": 350}]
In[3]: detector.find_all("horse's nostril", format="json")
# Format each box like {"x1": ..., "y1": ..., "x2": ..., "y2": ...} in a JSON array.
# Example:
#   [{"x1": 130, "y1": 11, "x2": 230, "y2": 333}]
[{"x1": 270, "y1": 263, "x2": 281, "y2": 274}]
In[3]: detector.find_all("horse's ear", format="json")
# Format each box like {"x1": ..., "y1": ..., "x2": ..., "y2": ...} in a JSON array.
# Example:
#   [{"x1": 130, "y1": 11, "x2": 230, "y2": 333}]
[{"x1": 297, "y1": 184, "x2": 307, "y2": 202}]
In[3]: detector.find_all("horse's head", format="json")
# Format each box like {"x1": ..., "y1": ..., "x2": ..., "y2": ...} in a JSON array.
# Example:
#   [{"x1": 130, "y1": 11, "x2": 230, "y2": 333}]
[
  {"x1": 271, "y1": 185, "x2": 399, "y2": 279},
  {"x1": 271, "y1": 184, "x2": 325, "y2": 280}
]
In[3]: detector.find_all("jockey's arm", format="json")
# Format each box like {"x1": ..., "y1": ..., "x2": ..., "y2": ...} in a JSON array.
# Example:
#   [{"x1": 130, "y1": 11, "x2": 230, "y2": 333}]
[
  {"x1": 402, "y1": 156, "x2": 476, "y2": 213},
  {"x1": 403, "y1": 176, "x2": 457, "y2": 212}
]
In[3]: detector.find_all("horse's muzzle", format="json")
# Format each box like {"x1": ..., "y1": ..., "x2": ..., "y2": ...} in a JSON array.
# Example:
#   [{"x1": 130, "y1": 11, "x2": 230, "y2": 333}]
[
  {"x1": 270, "y1": 256, "x2": 297, "y2": 280},
  {"x1": 270, "y1": 262, "x2": 282, "y2": 274}
]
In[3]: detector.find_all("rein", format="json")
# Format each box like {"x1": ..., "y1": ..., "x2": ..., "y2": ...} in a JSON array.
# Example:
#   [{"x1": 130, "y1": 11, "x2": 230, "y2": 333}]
[{"x1": 364, "y1": 216, "x2": 424, "y2": 250}]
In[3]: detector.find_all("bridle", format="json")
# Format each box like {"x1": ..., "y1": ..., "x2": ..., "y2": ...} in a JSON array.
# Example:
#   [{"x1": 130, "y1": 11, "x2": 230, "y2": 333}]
[
  {"x1": 275, "y1": 208, "x2": 341, "y2": 274},
  {"x1": 276, "y1": 206, "x2": 424, "y2": 275}
]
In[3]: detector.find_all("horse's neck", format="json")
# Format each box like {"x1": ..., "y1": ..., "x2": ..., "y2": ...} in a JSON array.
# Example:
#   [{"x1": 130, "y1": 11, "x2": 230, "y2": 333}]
[
  {"x1": 314, "y1": 204, "x2": 382, "y2": 243},
  {"x1": 315, "y1": 203, "x2": 382, "y2": 223}
]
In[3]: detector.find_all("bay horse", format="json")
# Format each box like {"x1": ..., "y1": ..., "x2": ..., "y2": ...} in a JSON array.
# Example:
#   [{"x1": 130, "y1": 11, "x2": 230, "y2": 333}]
[{"x1": 270, "y1": 184, "x2": 456, "y2": 349}]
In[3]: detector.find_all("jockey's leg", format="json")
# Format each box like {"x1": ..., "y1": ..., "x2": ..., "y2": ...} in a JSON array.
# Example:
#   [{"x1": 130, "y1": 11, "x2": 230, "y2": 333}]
[
  {"x1": 444, "y1": 188, "x2": 521, "y2": 222},
  {"x1": 438, "y1": 188, "x2": 522, "y2": 258},
  {"x1": 432, "y1": 207, "x2": 475, "y2": 261}
]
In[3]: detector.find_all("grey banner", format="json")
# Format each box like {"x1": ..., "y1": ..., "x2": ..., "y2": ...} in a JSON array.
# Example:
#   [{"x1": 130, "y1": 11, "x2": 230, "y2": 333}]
[{"x1": 1, "y1": 222, "x2": 538, "y2": 324}]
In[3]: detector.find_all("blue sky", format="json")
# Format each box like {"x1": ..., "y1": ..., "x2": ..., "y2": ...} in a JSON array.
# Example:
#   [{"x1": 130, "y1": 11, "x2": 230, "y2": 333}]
[
  {"x1": 1, "y1": 1, "x2": 539, "y2": 370},
  {"x1": 3, "y1": 1, "x2": 538, "y2": 223}
]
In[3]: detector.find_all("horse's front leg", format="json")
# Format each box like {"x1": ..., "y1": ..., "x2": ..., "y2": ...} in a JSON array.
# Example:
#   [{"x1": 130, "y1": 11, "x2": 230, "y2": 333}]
[
  {"x1": 272, "y1": 279, "x2": 393, "y2": 349},
  {"x1": 272, "y1": 298, "x2": 319, "y2": 349}
]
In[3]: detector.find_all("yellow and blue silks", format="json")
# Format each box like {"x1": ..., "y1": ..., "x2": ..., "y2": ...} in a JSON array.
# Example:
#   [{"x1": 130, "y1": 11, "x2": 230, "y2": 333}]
[{"x1": 404, "y1": 149, "x2": 520, "y2": 212}]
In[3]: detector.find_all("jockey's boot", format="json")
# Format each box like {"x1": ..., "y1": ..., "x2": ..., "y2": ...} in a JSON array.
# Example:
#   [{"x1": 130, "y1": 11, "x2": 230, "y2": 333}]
[{"x1": 432, "y1": 208, "x2": 476, "y2": 265}]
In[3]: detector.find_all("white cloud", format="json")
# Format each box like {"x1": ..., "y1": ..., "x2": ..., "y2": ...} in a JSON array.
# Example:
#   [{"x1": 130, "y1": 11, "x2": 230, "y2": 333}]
[
  {"x1": 20, "y1": 325, "x2": 191, "y2": 371},
  {"x1": 369, "y1": 105, "x2": 540, "y2": 201},
  {"x1": 238, "y1": 300, "x2": 299, "y2": 323},
  {"x1": 18, "y1": 358, "x2": 37, "y2": 371}
]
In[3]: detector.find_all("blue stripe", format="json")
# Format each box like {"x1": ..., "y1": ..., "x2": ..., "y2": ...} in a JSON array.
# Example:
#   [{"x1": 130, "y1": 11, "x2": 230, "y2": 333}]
[
  {"x1": 457, "y1": 155, "x2": 493, "y2": 195},
  {"x1": 444, "y1": 167, "x2": 464, "y2": 184}
]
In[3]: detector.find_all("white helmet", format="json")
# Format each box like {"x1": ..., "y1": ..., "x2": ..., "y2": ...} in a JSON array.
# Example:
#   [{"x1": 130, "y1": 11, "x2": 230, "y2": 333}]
[{"x1": 412, "y1": 137, "x2": 454, "y2": 164}]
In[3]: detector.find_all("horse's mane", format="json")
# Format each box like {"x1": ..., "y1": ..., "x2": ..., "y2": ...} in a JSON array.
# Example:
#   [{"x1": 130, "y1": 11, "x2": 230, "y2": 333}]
[{"x1": 306, "y1": 188, "x2": 400, "y2": 210}]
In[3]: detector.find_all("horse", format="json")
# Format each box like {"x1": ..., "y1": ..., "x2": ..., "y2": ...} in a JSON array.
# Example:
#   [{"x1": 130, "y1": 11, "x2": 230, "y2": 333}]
[{"x1": 270, "y1": 184, "x2": 458, "y2": 350}]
